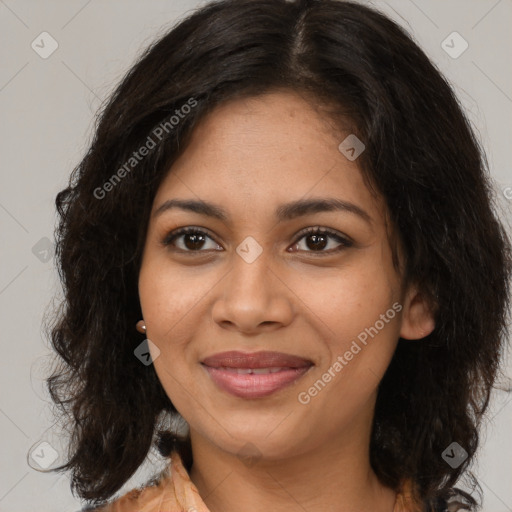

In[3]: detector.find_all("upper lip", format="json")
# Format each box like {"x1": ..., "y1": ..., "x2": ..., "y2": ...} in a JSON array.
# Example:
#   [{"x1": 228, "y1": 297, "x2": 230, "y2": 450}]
[{"x1": 201, "y1": 351, "x2": 313, "y2": 369}]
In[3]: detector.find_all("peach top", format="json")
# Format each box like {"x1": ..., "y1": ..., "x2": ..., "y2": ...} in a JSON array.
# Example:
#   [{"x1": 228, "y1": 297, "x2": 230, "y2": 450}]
[{"x1": 93, "y1": 450, "x2": 423, "y2": 512}]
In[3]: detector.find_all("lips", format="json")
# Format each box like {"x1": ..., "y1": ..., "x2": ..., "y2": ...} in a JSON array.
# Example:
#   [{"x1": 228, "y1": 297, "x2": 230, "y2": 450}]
[
  {"x1": 201, "y1": 351, "x2": 313, "y2": 399},
  {"x1": 201, "y1": 351, "x2": 312, "y2": 369}
]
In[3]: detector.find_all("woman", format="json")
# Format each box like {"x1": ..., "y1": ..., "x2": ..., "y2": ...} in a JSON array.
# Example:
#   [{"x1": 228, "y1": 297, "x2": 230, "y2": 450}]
[{"x1": 46, "y1": 1, "x2": 511, "y2": 511}]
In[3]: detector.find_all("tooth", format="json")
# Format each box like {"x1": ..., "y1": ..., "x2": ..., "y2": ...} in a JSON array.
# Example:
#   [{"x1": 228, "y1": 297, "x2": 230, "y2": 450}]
[
  {"x1": 218, "y1": 367, "x2": 289, "y2": 374},
  {"x1": 252, "y1": 368, "x2": 285, "y2": 374}
]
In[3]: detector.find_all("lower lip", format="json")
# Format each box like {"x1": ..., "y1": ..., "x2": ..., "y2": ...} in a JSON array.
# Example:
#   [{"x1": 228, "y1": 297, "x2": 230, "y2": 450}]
[{"x1": 202, "y1": 365, "x2": 312, "y2": 399}]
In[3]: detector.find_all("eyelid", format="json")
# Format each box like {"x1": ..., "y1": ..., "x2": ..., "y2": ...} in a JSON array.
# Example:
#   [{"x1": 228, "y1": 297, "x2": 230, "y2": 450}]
[
  {"x1": 292, "y1": 226, "x2": 353, "y2": 246},
  {"x1": 161, "y1": 226, "x2": 221, "y2": 250}
]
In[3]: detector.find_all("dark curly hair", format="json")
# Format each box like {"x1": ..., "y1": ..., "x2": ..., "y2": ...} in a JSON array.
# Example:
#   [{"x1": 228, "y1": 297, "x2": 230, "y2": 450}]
[{"x1": 45, "y1": 0, "x2": 511, "y2": 510}]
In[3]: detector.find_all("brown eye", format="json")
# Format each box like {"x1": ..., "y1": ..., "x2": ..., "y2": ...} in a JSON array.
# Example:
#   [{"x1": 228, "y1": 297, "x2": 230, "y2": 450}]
[
  {"x1": 290, "y1": 227, "x2": 353, "y2": 255},
  {"x1": 162, "y1": 227, "x2": 222, "y2": 252}
]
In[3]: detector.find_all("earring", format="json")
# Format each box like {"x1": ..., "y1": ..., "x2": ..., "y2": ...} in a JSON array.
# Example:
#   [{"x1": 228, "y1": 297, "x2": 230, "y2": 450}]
[{"x1": 136, "y1": 320, "x2": 146, "y2": 333}]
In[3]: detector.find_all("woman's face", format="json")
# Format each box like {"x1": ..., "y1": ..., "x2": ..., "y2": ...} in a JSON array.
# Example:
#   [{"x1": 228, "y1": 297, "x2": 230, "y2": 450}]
[{"x1": 138, "y1": 90, "x2": 433, "y2": 460}]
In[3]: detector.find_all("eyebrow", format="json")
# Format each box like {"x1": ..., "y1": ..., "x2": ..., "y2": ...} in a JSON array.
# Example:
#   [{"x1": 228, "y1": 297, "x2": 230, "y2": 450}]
[{"x1": 153, "y1": 197, "x2": 372, "y2": 225}]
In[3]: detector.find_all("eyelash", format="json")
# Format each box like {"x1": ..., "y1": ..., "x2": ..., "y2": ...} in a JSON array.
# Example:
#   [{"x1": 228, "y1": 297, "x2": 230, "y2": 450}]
[{"x1": 161, "y1": 226, "x2": 353, "y2": 256}]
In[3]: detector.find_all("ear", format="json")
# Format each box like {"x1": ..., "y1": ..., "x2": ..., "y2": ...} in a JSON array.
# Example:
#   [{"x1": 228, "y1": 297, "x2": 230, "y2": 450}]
[{"x1": 399, "y1": 285, "x2": 436, "y2": 340}]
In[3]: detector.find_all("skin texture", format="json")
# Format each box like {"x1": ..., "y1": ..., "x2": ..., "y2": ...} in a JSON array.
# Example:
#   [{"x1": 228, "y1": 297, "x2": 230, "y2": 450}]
[{"x1": 137, "y1": 90, "x2": 435, "y2": 512}]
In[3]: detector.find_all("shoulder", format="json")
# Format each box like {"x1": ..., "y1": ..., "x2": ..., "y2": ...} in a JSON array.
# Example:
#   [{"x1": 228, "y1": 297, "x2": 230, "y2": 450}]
[
  {"x1": 77, "y1": 450, "x2": 209, "y2": 512},
  {"x1": 81, "y1": 467, "x2": 174, "y2": 512},
  {"x1": 395, "y1": 479, "x2": 475, "y2": 512}
]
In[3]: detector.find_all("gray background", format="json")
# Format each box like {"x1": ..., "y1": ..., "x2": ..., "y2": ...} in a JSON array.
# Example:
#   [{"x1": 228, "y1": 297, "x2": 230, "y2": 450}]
[{"x1": 0, "y1": 0, "x2": 511, "y2": 510}]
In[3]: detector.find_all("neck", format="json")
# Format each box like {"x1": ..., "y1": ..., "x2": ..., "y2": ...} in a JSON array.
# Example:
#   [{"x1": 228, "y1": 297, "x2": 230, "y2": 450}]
[{"x1": 188, "y1": 426, "x2": 397, "y2": 512}]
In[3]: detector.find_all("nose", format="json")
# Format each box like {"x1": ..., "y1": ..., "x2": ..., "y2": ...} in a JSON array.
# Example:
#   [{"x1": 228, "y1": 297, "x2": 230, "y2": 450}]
[{"x1": 211, "y1": 247, "x2": 294, "y2": 334}]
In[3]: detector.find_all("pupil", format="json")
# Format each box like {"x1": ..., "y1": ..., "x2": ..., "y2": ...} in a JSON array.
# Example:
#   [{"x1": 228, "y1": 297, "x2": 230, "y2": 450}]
[
  {"x1": 307, "y1": 234, "x2": 327, "y2": 250},
  {"x1": 185, "y1": 233, "x2": 205, "y2": 250}
]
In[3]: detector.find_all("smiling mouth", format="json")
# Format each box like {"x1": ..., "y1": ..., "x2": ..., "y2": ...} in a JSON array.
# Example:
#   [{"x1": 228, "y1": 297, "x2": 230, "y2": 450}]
[
  {"x1": 213, "y1": 367, "x2": 293, "y2": 374},
  {"x1": 201, "y1": 350, "x2": 314, "y2": 399}
]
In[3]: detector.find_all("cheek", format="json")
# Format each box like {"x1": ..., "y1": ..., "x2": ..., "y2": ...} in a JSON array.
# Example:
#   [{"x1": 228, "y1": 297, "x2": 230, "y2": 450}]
[
  {"x1": 296, "y1": 271, "x2": 400, "y2": 425},
  {"x1": 291, "y1": 259, "x2": 401, "y2": 405},
  {"x1": 138, "y1": 256, "x2": 213, "y2": 338},
  {"x1": 138, "y1": 266, "x2": 200, "y2": 407},
  {"x1": 137, "y1": 265, "x2": 201, "y2": 395},
  {"x1": 296, "y1": 260, "x2": 397, "y2": 339}
]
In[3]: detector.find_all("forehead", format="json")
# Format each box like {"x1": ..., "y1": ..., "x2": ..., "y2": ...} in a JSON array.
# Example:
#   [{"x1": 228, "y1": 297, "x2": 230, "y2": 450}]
[{"x1": 152, "y1": 90, "x2": 387, "y2": 224}]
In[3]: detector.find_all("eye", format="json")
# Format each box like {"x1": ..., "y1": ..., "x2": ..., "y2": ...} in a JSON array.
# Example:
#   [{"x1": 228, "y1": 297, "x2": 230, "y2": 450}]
[
  {"x1": 289, "y1": 227, "x2": 353, "y2": 255},
  {"x1": 161, "y1": 226, "x2": 353, "y2": 255},
  {"x1": 161, "y1": 227, "x2": 222, "y2": 252}
]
